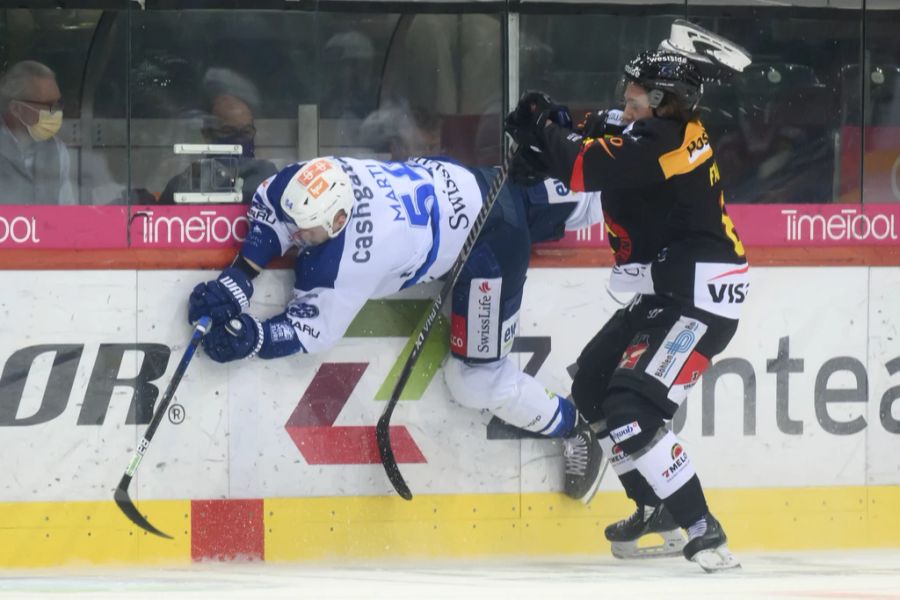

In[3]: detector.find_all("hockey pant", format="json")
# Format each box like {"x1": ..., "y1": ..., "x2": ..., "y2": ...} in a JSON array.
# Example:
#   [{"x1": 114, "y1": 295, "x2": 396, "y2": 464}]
[
  {"x1": 571, "y1": 294, "x2": 738, "y2": 528},
  {"x1": 444, "y1": 173, "x2": 575, "y2": 438}
]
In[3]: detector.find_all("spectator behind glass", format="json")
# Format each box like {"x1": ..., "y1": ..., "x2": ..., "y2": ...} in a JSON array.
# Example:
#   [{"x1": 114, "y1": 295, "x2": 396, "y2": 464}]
[
  {"x1": 0, "y1": 60, "x2": 75, "y2": 205},
  {"x1": 158, "y1": 94, "x2": 277, "y2": 204},
  {"x1": 360, "y1": 100, "x2": 442, "y2": 160},
  {"x1": 319, "y1": 31, "x2": 377, "y2": 119}
]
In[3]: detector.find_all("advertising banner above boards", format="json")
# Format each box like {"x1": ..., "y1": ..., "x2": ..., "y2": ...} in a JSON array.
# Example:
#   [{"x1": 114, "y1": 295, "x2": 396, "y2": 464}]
[
  {"x1": 1, "y1": 203, "x2": 899, "y2": 250},
  {"x1": 1, "y1": 266, "x2": 898, "y2": 503}
]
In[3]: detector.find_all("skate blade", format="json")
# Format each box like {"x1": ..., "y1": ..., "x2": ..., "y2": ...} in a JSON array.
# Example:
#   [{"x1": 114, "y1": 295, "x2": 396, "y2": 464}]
[
  {"x1": 577, "y1": 456, "x2": 610, "y2": 505},
  {"x1": 691, "y1": 545, "x2": 741, "y2": 573},
  {"x1": 611, "y1": 530, "x2": 685, "y2": 560}
]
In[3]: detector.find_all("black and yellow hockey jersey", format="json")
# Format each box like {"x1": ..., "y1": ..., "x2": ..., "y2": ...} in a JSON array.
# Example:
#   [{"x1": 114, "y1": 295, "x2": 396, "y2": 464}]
[{"x1": 539, "y1": 117, "x2": 749, "y2": 319}]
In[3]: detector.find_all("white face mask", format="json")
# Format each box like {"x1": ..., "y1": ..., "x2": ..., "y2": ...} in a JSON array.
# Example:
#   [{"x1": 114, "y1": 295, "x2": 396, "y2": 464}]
[{"x1": 14, "y1": 101, "x2": 63, "y2": 142}]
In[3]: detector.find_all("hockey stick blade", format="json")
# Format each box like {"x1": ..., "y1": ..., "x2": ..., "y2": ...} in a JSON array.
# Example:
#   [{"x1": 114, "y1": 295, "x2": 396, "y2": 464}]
[
  {"x1": 112, "y1": 316, "x2": 211, "y2": 538},
  {"x1": 376, "y1": 405, "x2": 413, "y2": 501},
  {"x1": 114, "y1": 483, "x2": 173, "y2": 539},
  {"x1": 376, "y1": 145, "x2": 517, "y2": 500}
]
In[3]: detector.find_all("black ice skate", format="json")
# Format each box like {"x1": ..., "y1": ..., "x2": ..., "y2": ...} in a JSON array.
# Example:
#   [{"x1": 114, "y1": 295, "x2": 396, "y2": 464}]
[
  {"x1": 605, "y1": 504, "x2": 685, "y2": 559},
  {"x1": 683, "y1": 513, "x2": 741, "y2": 573},
  {"x1": 563, "y1": 417, "x2": 607, "y2": 504}
]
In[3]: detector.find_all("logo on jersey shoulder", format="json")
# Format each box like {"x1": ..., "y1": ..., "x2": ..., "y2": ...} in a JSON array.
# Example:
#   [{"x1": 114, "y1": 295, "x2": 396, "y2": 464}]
[
  {"x1": 288, "y1": 303, "x2": 319, "y2": 320},
  {"x1": 478, "y1": 281, "x2": 491, "y2": 294},
  {"x1": 686, "y1": 131, "x2": 711, "y2": 163}
]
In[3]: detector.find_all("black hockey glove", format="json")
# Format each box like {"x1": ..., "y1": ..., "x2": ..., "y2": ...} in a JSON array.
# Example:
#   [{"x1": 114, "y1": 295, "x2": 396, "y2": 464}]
[
  {"x1": 508, "y1": 145, "x2": 551, "y2": 187},
  {"x1": 504, "y1": 91, "x2": 572, "y2": 151},
  {"x1": 576, "y1": 109, "x2": 627, "y2": 138}
]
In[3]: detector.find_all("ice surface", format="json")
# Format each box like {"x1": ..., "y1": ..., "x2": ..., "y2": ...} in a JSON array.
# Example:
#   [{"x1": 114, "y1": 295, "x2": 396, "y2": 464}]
[{"x1": 1, "y1": 549, "x2": 898, "y2": 599}]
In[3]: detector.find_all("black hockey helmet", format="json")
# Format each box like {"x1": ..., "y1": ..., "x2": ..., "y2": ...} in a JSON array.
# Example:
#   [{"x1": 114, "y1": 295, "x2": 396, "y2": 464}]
[{"x1": 622, "y1": 50, "x2": 704, "y2": 110}]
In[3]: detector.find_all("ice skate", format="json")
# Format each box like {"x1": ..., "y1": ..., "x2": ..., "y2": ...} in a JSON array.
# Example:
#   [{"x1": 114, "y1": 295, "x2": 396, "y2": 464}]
[
  {"x1": 605, "y1": 504, "x2": 685, "y2": 559},
  {"x1": 563, "y1": 416, "x2": 608, "y2": 504},
  {"x1": 683, "y1": 513, "x2": 741, "y2": 573}
]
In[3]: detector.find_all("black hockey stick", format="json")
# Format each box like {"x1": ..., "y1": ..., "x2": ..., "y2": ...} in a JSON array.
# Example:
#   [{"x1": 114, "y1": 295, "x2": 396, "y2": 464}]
[
  {"x1": 114, "y1": 316, "x2": 212, "y2": 538},
  {"x1": 376, "y1": 143, "x2": 518, "y2": 500}
]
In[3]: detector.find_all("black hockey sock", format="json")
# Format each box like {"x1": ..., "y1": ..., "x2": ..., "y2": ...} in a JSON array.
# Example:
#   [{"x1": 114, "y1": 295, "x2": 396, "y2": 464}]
[
  {"x1": 661, "y1": 475, "x2": 708, "y2": 529},
  {"x1": 619, "y1": 470, "x2": 662, "y2": 507}
]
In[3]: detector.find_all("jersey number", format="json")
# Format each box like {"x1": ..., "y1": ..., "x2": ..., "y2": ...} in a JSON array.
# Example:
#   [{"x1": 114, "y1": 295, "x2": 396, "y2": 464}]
[{"x1": 384, "y1": 162, "x2": 435, "y2": 228}]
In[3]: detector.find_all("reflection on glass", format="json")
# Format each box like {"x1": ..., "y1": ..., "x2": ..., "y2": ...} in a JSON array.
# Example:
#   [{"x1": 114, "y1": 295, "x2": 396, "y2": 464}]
[{"x1": 4, "y1": 3, "x2": 896, "y2": 211}]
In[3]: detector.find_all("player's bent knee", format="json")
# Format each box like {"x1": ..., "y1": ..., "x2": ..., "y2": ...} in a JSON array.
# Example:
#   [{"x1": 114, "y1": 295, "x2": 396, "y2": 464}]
[
  {"x1": 602, "y1": 389, "x2": 665, "y2": 455},
  {"x1": 571, "y1": 370, "x2": 605, "y2": 422}
]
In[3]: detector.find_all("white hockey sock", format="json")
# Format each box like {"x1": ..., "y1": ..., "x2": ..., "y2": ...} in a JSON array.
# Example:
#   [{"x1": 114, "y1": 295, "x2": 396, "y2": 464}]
[
  {"x1": 630, "y1": 429, "x2": 697, "y2": 500},
  {"x1": 597, "y1": 434, "x2": 636, "y2": 476},
  {"x1": 444, "y1": 357, "x2": 571, "y2": 435}
]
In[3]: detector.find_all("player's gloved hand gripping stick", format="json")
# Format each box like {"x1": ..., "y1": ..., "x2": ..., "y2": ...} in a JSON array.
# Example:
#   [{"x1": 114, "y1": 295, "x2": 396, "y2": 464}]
[
  {"x1": 113, "y1": 317, "x2": 212, "y2": 538},
  {"x1": 376, "y1": 142, "x2": 519, "y2": 500}
]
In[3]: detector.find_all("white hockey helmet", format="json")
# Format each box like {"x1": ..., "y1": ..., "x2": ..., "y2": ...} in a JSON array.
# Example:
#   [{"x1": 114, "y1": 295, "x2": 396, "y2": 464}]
[{"x1": 282, "y1": 158, "x2": 353, "y2": 237}]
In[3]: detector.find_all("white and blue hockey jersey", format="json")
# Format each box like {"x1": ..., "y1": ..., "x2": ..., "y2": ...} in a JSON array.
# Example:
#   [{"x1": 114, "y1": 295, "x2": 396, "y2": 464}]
[{"x1": 239, "y1": 156, "x2": 600, "y2": 355}]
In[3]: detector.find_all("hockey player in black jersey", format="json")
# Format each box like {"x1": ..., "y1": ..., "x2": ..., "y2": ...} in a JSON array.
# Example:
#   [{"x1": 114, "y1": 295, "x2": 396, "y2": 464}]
[{"x1": 505, "y1": 22, "x2": 751, "y2": 573}]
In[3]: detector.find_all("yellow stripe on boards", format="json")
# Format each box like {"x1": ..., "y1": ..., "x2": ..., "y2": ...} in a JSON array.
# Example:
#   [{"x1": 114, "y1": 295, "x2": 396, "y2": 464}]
[
  {"x1": 264, "y1": 486, "x2": 900, "y2": 562},
  {"x1": 0, "y1": 500, "x2": 191, "y2": 568},
  {"x1": 1, "y1": 486, "x2": 898, "y2": 567}
]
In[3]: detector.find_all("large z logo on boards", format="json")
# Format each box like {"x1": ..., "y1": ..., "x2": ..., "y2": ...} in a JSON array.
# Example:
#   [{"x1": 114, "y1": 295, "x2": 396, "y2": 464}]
[
  {"x1": 284, "y1": 363, "x2": 425, "y2": 465},
  {"x1": 284, "y1": 299, "x2": 443, "y2": 465}
]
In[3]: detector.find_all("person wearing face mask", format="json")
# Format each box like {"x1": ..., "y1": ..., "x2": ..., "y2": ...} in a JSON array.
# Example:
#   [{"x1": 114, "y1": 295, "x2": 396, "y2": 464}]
[
  {"x1": 158, "y1": 93, "x2": 276, "y2": 204},
  {"x1": 0, "y1": 60, "x2": 75, "y2": 205},
  {"x1": 505, "y1": 36, "x2": 751, "y2": 573}
]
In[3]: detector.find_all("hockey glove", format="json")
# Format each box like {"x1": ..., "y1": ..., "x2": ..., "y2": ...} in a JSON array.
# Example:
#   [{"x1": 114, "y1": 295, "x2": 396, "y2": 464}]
[
  {"x1": 202, "y1": 314, "x2": 264, "y2": 363},
  {"x1": 187, "y1": 266, "x2": 254, "y2": 326},
  {"x1": 508, "y1": 145, "x2": 551, "y2": 186},
  {"x1": 576, "y1": 109, "x2": 627, "y2": 138},
  {"x1": 504, "y1": 91, "x2": 572, "y2": 151}
]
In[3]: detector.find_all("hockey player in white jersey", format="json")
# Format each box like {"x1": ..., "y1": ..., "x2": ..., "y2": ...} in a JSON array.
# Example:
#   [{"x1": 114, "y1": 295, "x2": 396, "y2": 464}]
[{"x1": 186, "y1": 155, "x2": 606, "y2": 502}]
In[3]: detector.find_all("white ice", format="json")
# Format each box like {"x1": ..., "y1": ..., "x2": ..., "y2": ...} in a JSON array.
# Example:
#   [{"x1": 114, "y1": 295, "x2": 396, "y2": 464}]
[{"x1": 1, "y1": 549, "x2": 899, "y2": 599}]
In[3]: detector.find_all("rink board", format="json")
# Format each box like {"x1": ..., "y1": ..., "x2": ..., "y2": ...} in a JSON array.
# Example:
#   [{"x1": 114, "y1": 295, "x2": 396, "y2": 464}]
[
  {"x1": 1, "y1": 267, "x2": 900, "y2": 566},
  {"x1": 2, "y1": 487, "x2": 899, "y2": 567}
]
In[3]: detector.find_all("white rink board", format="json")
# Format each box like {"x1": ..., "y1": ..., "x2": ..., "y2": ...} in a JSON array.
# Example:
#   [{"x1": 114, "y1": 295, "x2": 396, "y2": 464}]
[{"x1": 1, "y1": 266, "x2": 899, "y2": 503}]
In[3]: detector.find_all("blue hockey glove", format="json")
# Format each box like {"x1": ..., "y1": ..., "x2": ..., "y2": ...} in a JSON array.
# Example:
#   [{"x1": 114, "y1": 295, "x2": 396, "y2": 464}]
[
  {"x1": 202, "y1": 314, "x2": 264, "y2": 363},
  {"x1": 188, "y1": 266, "x2": 253, "y2": 326}
]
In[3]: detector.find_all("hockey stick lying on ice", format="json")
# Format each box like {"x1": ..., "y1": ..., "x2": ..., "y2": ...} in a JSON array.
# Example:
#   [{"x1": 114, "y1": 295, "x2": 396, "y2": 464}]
[
  {"x1": 113, "y1": 316, "x2": 212, "y2": 538},
  {"x1": 376, "y1": 143, "x2": 518, "y2": 500}
]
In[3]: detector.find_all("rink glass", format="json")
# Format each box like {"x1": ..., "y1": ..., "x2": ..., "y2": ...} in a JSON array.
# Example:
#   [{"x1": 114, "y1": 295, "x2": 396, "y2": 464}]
[{"x1": 0, "y1": 1, "x2": 897, "y2": 212}]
